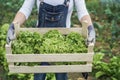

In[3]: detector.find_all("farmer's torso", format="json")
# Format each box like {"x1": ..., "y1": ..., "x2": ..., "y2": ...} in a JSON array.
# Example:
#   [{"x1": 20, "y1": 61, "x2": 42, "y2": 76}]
[
  {"x1": 37, "y1": 0, "x2": 70, "y2": 27},
  {"x1": 36, "y1": 0, "x2": 74, "y2": 28}
]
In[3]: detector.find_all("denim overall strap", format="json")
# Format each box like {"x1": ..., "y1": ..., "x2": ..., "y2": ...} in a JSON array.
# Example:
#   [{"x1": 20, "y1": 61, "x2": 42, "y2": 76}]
[{"x1": 37, "y1": 0, "x2": 69, "y2": 27}]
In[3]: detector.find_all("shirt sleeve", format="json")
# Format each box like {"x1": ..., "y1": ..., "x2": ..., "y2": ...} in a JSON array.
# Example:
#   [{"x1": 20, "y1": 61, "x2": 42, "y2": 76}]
[
  {"x1": 19, "y1": 0, "x2": 35, "y2": 19},
  {"x1": 74, "y1": 0, "x2": 89, "y2": 20}
]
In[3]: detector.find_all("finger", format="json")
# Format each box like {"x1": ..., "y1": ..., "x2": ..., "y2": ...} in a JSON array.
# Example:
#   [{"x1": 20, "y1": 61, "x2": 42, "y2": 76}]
[{"x1": 6, "y1": 37, "x2": 10, "y2": 44}]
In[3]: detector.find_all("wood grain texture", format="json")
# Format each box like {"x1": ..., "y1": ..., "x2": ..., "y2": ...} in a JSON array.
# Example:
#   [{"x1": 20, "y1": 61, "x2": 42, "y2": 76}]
[
  {"x1": 6, "y1": 53, "x2": 94, "y2": 62},
  {"x1": 9, "y1": 64, "x2": 92, "y2": 73}
]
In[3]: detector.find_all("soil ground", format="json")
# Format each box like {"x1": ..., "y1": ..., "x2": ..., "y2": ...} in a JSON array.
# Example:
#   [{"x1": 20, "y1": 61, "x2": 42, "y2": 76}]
[{"x1": 68, "y1": 73, "x2": 93, "y2": 80}]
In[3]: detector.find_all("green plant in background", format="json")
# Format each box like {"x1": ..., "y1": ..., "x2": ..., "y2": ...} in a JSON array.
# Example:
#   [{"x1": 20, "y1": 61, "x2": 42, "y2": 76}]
[
  {"x1": 46, "y1": 73, "x2": 55, "y2": 80},
  {"x1": 8, "y1": 74, "x2": 33, "y2": 80},
  {"x1": 93, "y1": 53, "x2": 120, "y2": 80},
  {"x1": 0, "y1": 0, "x2": 24, "y2": 25},
  {"x1": 12, "y1": 30, "x2": 87, "y2": 54},
  {"x1": 100, "y1": 0, "x2": 120, "y2": 23},
  {"x1": 0, "y1": 24, "x2": 9, "y2": 80},
  {"x1": 0, "y1": 24, "x2": 9, "y2": 71},
  {"x1": 86, "y1": 0, "x2": 120, "y2": 55},
  {"x1": 100, "y1": 0, "x2": 120, "y2": 8},
  {"x1": 0, "y1": 0, "x2": 37, "y2": 27},
  {"x1": 111, "y1": 20, "x2": 120, "y2": 55}
]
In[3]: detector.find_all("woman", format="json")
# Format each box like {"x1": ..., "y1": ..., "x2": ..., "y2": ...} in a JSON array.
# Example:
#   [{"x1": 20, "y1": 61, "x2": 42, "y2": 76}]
[{"x1": 6, "y1": 0, "x2": 95, "y2": 80}]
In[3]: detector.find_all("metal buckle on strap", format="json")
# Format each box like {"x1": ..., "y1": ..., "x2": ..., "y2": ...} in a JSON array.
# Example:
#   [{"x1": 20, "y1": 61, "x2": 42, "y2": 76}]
[
  {"x1": 39, "y1": 0, "x2": 44, "y2": 2},
  {"x1": 39, "y1": 0, "x2": 44, "y2": 5}
]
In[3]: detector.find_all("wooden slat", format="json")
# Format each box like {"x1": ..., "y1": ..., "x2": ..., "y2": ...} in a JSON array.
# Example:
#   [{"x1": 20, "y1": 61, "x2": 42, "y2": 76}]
[
  {"x1": 88, "y1": 43, "x2": 94, "y2": 53},
  {"x1": 19, "y1": 28, "x2": 82, "y2": 35},
  {"x1": 6, "y1": 53, "x2": 94, "y2": 62},
  {"x1": 87, "y1": 43, "x2": 94, "y2": 64},
  {"x1": 5, "y1": 44, "x2": 14, "y2": 67},
  {"x1": 9, "y1": 64, "x2": 92, "y2": 73}
]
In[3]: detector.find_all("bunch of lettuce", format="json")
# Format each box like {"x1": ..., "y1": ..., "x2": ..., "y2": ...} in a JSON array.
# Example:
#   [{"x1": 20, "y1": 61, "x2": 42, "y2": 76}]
[
  {"x1": 12, "y1": 30, "x2": 87, "y2": 54},
  {"x1": 12, "y1": 31, "x2": 42, "y2": 54},
  {"x1": 11, "y1": 30, "x2": 87, "y2": 65},
  {"x1": 39, "y1": 30, "x2": 69, "y2": 53}
]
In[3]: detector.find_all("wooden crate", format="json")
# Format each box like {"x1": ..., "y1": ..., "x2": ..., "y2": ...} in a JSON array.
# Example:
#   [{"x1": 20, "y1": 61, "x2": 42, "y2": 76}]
[{"x1": 5, "y1": 21, "x2": 94, "y2": 73}]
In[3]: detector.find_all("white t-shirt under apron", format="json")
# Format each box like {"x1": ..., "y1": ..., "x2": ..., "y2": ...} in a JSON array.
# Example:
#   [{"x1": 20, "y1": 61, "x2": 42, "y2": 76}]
[{"x1": 19, "y1": 0, "x2": 89, "y2": 28}]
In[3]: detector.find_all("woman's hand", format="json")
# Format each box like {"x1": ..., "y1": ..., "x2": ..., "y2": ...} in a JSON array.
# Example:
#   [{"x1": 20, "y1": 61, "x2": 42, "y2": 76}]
[
  {"x1": 6, "y1": 23, "x2": 15, "y2": 44},
  {"x1": 87, "y1": 25, "x2": 95, "y2": 45}
]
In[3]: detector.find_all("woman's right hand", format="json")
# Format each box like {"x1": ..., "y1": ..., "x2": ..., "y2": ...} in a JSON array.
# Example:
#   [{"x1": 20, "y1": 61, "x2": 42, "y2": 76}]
[{"x1": 6, "y1": 23, "x2": 15, "y2": 44}]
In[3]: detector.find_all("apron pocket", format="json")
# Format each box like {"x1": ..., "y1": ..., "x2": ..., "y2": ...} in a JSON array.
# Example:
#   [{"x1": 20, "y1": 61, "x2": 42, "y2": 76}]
[{"x1": 44, "y1": 11, "x2": 63, "y2": 22}]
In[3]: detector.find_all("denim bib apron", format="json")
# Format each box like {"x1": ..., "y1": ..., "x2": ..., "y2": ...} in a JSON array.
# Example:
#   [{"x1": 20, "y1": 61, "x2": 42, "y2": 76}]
[{"x1": 37, "y1": 0, "x2": 70, "y2": 27}]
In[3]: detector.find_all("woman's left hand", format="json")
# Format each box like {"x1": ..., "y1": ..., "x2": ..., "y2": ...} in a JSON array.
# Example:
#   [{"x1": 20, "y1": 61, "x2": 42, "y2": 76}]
[{"x1": 87, "y1": 25, "x2": 95, "y2": 45}]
